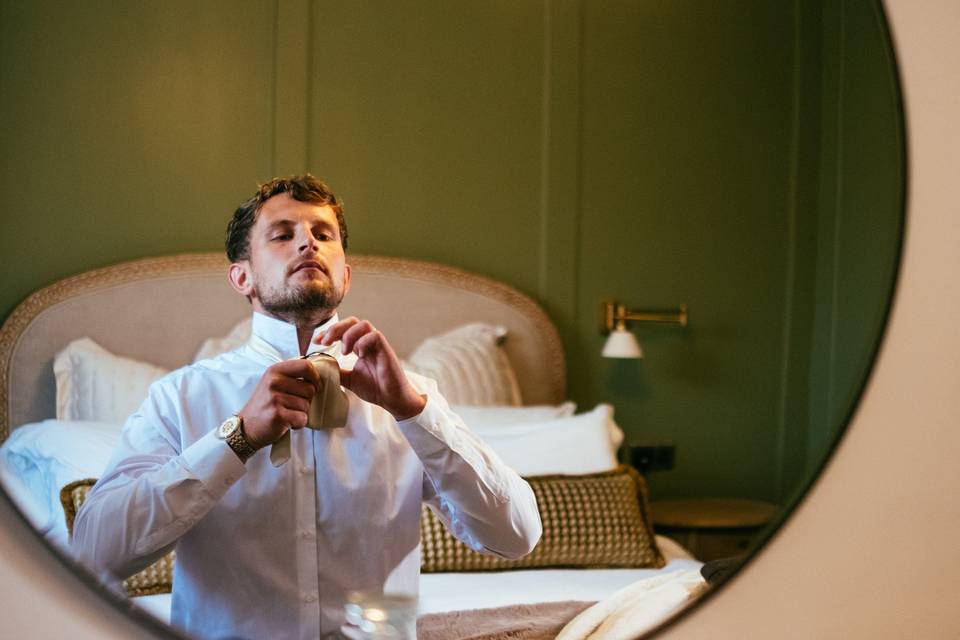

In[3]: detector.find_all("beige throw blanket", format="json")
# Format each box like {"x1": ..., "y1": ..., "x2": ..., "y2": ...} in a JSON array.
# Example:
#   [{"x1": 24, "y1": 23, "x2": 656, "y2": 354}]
[
  {"x1": 416, "y1": 569, "x2": 707, "y2": 640},
  {"x1": 418, "y1": 601, "x2": 594, "y2": 640},
  {"x1": 557, "y1": 568, "x2": 708, "y2": 640}
]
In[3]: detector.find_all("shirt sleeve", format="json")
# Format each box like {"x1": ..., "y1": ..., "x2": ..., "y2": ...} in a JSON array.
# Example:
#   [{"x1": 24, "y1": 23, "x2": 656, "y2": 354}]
[
  {"x1": 71, "y1": 378, "x2": 247, "y2": 585},
  {"x1": 395, "y1": 373, "x2": 542, "y2": 560}
]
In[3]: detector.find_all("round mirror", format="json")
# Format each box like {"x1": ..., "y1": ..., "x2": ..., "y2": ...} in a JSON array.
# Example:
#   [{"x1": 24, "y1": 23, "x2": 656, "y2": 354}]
[{"x1": 0, "y1": 0, "x2": 903, "y2": 638}]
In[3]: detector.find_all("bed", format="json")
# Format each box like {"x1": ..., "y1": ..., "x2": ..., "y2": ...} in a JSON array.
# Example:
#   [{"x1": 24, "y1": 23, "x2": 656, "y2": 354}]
[{"x1": 0, "y1": 253, "x2": 704, "y2": 640}]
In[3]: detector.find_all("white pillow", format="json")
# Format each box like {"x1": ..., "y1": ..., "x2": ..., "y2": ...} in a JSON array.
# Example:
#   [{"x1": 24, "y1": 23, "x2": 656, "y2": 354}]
[
  {"x1": 54, "y1": 337, "x2": 168, "y2": 423},
  {"x1": 407, "y1": 323, "x2": 522, "y2": 406},
  {"x1": 451, "y1": 402, "x2": 576, "y2": 428},
  {"x1": 193, "y1": 317, "x2": 252, "y2": 362},
  {"x1": 477, "y1": 404, "x2": 623, "y2": 476},
  {"x1": 0, "y1": 419, "x2": 121, "y2": 549},
  {"x1": 460, "y1": 402, "x2": 622, "y2": 451}
]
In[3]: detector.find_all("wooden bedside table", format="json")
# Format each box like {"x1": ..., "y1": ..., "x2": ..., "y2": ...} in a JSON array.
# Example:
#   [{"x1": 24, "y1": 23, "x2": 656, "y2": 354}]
[{"x1": 651, "y1": 498, "x2": 779, "y2": 562}]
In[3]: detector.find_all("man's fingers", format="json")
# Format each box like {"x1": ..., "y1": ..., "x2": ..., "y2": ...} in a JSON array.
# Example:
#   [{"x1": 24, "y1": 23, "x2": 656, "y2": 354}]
[
  {"x1": 270, "y1": 359, "x2": 321, "y2": 388},
  {"x1": 340, "y1": 320, "x2": 377, "y2": 355},
  {"x1": 274, "y1": 392, "x2": 311, "y2": 416},
  {"x1": 350, "y1": 330, "x2": 381, "y2": 358},
  {"x1": 277, "y1": 406, "x2": 308, "y2": 430},
  {"x1": 314, "y1": 316, "x2": 360, "y2": 346},
  {"x1": 269, "y1": 374, "x2": 317, "y2": 400}
]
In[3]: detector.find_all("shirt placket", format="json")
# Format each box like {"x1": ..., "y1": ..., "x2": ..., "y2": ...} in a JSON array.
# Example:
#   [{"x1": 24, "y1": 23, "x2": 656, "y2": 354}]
[{"x1": 295, "y1": 429, "x2": 321, "y2": 640}]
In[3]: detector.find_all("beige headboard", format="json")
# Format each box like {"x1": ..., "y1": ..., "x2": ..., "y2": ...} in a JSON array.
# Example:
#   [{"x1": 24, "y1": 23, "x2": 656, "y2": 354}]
[{"x1": 0, "y1": 253, "x2": 566, "y2": 441}]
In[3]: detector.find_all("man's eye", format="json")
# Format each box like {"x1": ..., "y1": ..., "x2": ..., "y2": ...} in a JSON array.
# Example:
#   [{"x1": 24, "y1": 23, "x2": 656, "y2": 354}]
[
  {"x1": 314, "y1": 232, "x2": 331, "y2": 241},
  {"x1": 271, "y1": 234, "x2": 292, "y2": 241}
]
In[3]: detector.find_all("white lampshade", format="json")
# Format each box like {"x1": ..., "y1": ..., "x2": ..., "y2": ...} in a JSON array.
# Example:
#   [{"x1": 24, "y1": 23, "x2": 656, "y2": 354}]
[{"x1": 601, "y1": 328, "x2": 644, "y2": 358}]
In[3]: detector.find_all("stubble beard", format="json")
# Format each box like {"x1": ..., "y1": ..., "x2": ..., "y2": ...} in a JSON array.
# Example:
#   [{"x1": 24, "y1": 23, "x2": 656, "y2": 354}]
[{"x1": 254, "y1": 277, "x2": 344, "y2": 329}]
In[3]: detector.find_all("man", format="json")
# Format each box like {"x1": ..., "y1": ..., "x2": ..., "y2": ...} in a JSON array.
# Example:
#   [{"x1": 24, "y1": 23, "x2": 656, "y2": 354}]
[{"x1": 73, "y1": 175, "x2": 542, "y2": 640}]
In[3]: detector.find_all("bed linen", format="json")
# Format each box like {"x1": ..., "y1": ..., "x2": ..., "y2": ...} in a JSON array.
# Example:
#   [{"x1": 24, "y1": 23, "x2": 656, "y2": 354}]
[
  {"x1": 0, "y1": 416, "x2": 699, "y2": 633},
  {"x1": 131, "y1": 543, "x2": 700, "y2": 625},
  {"x1": 556, "y1": 567, "x2": 707, "y2": 640},
  {"x1": 417, "y1": 601, "x2": 594, "y2": 640},
  {"x1": 414, "y1": 566, "x2": 708, "y2": 640}
]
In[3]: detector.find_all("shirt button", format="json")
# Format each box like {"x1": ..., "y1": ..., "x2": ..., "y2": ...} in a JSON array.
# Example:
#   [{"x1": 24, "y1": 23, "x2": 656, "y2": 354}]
[
  {"x1": 303, "y1": 593, "x2": 317, "y2": 603},
  {"x1": 224, "y1": 476, "x2": 234, "y2": 486},
  {"x1": 299, "y1": 465, "x2": 310, "y2": 474},
  {"x1": 300, "y1": 530, "x2": 314, "y2": 539}
]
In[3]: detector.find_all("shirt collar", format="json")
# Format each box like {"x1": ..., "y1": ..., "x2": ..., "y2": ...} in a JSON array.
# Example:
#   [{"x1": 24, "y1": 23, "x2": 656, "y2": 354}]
[{"x1": 250, "y1": 311, "x2": 341, "y2": 360}]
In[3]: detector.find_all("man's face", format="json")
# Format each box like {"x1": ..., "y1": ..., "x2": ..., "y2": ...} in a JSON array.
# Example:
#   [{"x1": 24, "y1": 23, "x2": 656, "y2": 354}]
[{"x1": 233, "y1": 193, "x2": 351, "y2": 324}]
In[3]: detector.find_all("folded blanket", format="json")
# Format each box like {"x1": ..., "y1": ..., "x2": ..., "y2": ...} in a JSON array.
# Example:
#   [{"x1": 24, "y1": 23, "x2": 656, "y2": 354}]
[
  {"x1": 417, "y1": 600, "x2": 594, "y2": 640},
  {"x1": 556, "y1": 568, "x2": 708, "y2": 640}
]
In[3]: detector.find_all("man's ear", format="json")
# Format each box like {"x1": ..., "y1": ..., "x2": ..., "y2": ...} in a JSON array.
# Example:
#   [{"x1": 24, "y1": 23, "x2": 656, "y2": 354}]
[
  {"x1": 228, "y1": 261, "x2": 254, "y2": 300},
  {"x1": 343, "y1": 262, "x2": 352, "y2": 297}
]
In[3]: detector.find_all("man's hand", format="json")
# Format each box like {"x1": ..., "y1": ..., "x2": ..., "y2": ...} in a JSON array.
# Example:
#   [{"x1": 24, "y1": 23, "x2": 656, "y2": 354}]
[
  {"x1": 315, "y1": 317, "x2": 426, "y2": 421},
  {"x1": 238, "y1": 359, "x2": 321, "y2": 449}
]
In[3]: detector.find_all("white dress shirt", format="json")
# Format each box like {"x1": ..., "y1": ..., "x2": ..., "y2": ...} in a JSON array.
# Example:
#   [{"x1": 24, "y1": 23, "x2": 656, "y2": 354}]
[{"x1": 72, "y1": 312, "x2": 542, "y2": 640}]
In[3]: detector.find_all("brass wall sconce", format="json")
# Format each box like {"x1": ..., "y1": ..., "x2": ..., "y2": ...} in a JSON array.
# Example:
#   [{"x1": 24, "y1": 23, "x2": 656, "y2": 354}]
[{"x1": 600, "y1": 300, "x2": 688, "y2": 358}]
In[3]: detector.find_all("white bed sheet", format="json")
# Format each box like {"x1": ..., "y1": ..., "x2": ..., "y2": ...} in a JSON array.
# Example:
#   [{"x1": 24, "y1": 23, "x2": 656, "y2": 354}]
[
  {"x1": 416, "y1": 558, "x2": 702, "y2": 615},
  {"x1": 131, "y1": 538, "x2": 701, "y2": 625}
]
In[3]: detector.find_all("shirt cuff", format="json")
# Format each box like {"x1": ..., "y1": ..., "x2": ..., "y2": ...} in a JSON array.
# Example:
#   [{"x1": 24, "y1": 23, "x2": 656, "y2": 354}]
[
  {"x1": 134, "y1": 429, "x2": 249, "y2": 555},
  {"x1": 394, "y1": 393, "x2": 456, "y2": 457},
  {"x1": 179, "y1": 429, "x2": 249, "y2": 496}
]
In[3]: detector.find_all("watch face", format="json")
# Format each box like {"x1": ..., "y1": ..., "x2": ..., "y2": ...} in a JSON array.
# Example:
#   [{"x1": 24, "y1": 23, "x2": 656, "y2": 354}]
[{"x1": 218, "y1": 415, "x2": 241, "y2": 439}]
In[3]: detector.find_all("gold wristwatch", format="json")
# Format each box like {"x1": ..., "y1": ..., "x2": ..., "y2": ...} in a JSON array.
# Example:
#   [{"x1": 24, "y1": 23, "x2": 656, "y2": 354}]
[{"x1": 217, "y1": 415, "x2": 258, "y2": 463}]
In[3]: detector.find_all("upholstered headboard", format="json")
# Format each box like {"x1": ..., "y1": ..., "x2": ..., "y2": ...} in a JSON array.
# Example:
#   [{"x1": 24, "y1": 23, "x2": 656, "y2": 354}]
[{"x1": 0, "y1": 253, "x2": 566, "y2": 441}]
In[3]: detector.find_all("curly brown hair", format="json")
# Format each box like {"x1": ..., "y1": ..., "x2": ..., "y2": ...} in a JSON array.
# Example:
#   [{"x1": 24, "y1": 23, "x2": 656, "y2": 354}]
[{"x1": 225, "y1": 174, "x2": 348, "y2": 262}]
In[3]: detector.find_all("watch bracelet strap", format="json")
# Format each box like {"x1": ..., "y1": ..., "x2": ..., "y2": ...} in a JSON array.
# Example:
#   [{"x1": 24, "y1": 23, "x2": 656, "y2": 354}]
[{"x1": 226, "y1": 418, "x2": 258, "y2": 463}]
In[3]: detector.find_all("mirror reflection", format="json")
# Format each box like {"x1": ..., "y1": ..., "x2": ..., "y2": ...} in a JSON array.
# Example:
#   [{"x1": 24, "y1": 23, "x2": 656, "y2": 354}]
[{"x1": 0, "y1": 1, "x2": 903, "y2": 639}]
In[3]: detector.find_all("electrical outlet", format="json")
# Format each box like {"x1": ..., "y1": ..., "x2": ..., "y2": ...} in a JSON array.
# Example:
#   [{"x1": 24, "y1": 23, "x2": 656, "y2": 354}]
[{"x1": 629, "y1": 445, "x2": 675, "y2": 473}]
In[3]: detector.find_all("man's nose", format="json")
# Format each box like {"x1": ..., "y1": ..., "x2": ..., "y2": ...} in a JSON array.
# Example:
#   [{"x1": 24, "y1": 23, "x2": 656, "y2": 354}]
[{"x1": 297, "y1": 229, "x2": 318, "y2": 253}]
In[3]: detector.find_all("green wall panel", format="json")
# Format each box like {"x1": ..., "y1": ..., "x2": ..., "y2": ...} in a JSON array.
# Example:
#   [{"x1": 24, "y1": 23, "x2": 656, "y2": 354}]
[
  {"x1": 574, "y1": 0, "x2": 797, "y2": 501},
  {"x1": 306, "y1": 0, "x2": 547, "y2": 297},
  {"x1": 777, "y1": 0, "x2": 825, "y2": 501},
  {"x1": 0, "y1": 0, "x2": 276, "y2": 321},
  {"x1": 804, "y1": 0, "x2": 904, "y2": 483}
]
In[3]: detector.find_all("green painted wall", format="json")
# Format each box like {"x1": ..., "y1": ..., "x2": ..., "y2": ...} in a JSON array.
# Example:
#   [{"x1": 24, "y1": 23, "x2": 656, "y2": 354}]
[
  {"x1": 0, "y1": 1, "x2": 902, "y2": 505},
  {"x1": 0, "y1": 0, "x2": 275, "y2": 318},
  {"x1": 804, "y1": 0, "x2": 904, "y2": 486},
  {"x1": 778, "y1": 0, "x2": 904, "y2": 502},
  {"x1": 574, "y1": 1, "x2": 797, "y2": 502}
]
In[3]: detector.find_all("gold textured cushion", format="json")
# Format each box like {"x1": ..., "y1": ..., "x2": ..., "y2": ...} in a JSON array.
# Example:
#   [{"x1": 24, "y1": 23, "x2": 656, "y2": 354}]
[
  {"x1": 60, "y1": 478, "x2": 175, "y2": 597},
  {"x1": 420, "y1": 465, "x2": 665, "y2": 572}
]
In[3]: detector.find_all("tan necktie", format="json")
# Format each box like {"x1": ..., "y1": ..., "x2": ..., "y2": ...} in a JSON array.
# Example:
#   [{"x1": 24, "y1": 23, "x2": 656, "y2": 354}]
[{"x1": 247, "y1": 335, "x2": 350, "y2": 467}]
